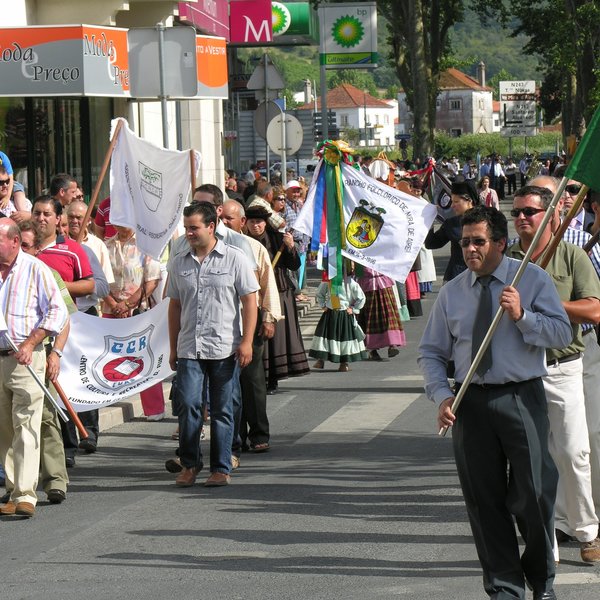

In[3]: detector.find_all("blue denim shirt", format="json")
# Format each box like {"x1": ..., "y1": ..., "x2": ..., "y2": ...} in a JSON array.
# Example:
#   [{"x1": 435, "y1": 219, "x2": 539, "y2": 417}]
[{"x1": 167, "y1": 239, "x2": 259, "y2": 360}]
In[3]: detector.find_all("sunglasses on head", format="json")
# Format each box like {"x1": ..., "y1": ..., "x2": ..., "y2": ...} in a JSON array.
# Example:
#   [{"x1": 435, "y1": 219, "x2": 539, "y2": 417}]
[
  {"x1": 510, "y1": 207, "x2": 545, "y2": 218},
  {"x1": 458, "y1": 237, "x2": 489, "y2": 248},
  {"x1": 565, "y1": 184, "x2": 583, "y2": 195}
]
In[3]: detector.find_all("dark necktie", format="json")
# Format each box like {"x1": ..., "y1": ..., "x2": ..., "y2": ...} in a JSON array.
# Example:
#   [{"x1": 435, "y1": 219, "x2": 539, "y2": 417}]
[{"x1": 472, "y1": 275, "x2": 493, "y2": 376}]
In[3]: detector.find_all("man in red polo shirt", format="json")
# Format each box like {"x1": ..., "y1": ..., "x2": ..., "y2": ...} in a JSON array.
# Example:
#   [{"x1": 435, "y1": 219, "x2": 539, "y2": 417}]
[
  {"x1": 32, "y1": 194, "x2": 94, "y2": 474},
  {"x1": 33, "y1": 195, "x2": 94, "y2": 300}
]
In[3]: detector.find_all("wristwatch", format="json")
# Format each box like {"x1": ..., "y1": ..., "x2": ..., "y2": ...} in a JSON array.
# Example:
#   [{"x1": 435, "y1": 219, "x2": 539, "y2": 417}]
[{"x1": 51, "y1": 348, "x2": 63, "y2": 358}]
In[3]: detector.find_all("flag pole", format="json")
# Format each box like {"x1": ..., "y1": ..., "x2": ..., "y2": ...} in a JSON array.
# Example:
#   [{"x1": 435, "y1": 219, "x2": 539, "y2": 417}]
[
  {"x1": 538, "y1": 185, "x2": 589, "y2": 268},
  {"x1": 52, "y1": 379, "x2": 89, "y2": 439},
  {"x1": 439, "y1": 177, "x2": 569, "y2": 436},
  {"x1": 189, "y1": 149, "x2": 197, "y2": 195},
  {"x1": 77, "y1": 118, "x2": 125, "y2": 244}
]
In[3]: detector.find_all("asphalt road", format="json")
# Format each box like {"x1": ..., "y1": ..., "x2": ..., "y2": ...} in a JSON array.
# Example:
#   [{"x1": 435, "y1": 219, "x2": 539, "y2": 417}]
[{"x1": 1, "y1": 243, "x2": 600, "y2": 599}]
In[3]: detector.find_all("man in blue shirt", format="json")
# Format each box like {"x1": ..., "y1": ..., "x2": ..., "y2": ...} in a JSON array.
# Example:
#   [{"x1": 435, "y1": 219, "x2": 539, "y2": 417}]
[
  {"x1": 419, "y1": 206, "x2": 571, "y2": 600},
  {"x1": 167, "y1": 202, "x2": 258, "y2": 488}
]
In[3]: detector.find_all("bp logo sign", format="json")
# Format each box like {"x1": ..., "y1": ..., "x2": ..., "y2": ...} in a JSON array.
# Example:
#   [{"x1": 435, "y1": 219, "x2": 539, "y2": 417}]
[
  {"x1": 272, "y1": 2, "x2": 291, "y2": 36},
  {"x1": 331, "y1": 15, "x2": 364, "y2": 48},
  {"x1": 346, "y1": 199, "x2": 386, "y2": 249}
]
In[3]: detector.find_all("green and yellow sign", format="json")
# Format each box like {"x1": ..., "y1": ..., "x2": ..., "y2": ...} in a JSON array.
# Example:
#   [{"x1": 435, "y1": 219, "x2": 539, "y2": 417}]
[{"x1": 319, "y1": 3, "x2": 378, "y2": 69}]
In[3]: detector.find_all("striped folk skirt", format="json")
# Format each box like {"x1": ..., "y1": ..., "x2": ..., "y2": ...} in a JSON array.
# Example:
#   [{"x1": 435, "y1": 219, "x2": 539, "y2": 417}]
[
  {"x1": 358, "y1": 286, "x2": 407, "y2": 350},
  {"x1": 309, "y1": 309, "x2": 368, "y2": 364}
]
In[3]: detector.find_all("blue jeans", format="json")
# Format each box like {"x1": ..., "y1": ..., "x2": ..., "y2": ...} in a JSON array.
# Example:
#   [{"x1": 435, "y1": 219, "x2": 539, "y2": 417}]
[
  {"x1": 231, "y1": 361, "x2": 242, "y2": 458},
  {"x1": 176, "y1": 354, "x2": 237, "y2": 474}
]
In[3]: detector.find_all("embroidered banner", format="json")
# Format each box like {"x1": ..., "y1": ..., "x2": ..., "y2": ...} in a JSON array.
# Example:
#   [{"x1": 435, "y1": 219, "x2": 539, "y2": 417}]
[{"x1": 57, "y1": 300, "x2": 174, "y2": 411}]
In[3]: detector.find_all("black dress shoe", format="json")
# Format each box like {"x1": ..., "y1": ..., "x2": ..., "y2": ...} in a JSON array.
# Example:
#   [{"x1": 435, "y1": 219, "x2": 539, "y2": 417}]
[
  {"x1": 534, "y1": 590, "x2": 557, "y2": 600},
  {"x1": 47, "y1": 489, "x2": 66, "y2": 504},
  {"x1": 65, "y1": 456, "x2": 76, "y2": 468},
  {"x1": 79, "y1": 438, "x2": 97, "y2": 454}
]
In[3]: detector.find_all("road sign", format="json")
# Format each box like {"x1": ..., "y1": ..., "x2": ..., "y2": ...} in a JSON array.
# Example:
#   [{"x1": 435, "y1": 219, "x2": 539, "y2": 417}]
[
  {"x1": 246, "y1": 55, "x2": 285, "y2": 90},
  {"x1": 500, "y1": 80, "x2": 537, "y2": 136},
  {"x1": 501, "y1": 126, "x2": 537, "y2": 137},
  {"x1": 266, "y1": 114, "x2": 303, "y2": 156},
  {"x1": 254, "y1": 100, "x2": 283, "y2": 140},
  {"x1": 128, "y1": 26, "x2": 197, "y2": 98}
]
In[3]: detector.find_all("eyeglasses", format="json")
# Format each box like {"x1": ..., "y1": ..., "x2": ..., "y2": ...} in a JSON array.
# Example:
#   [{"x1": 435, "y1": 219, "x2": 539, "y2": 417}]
[
  {"x1": 0, "y1": 179, "x2": 10, "y2": 186},
  {"x1": 510, "y1": 207, "x2": 545, "y2": 218},
  {"x1": 565, "y1": 184, "x2": 583, "y2": 195},
  {"x1": 458, "y1": 237, "x2": 489, "y2": 248},
  {"x1": 21, "y1": 242, "x2": 34, "y2": 250},
  {"x1": 74, "y1": 194, "x2": 84, "y2": 200}
]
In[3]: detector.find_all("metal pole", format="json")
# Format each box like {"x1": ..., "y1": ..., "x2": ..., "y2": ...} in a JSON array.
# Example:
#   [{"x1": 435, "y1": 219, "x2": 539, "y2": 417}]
[
  {"x1": 281, "y1": 114, "x2": 287, "y2": 187},
  {"x1": 320, "y1": 64, "x2": 328, "y2": 139},
  {"x1": 264, "y1": 53, "x2": 270, "y2": 176},
  {"x1": 157, "y1": 22, "x2": 169, "y2": 149}
]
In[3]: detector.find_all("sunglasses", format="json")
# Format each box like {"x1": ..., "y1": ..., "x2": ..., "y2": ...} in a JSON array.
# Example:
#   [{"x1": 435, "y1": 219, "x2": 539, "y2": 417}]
[
  {"x1": 74, "y1": 194, "x2": 84, "y2": 200},
  {"x1": 565, "y1": 184, "x2": 583, "y2": 195},
  {"x1": 510, "y1": 207, "x2": 545, "y2": 218},
  {"x1": 21, "y1": 242, "x2": 34, "y2": 250},
  {"x1": 0, "y1": 179, "x2": 10, "y2": 186},
  {"x1": 458, "y1": 237, "x2": 489, "y2": 248}
]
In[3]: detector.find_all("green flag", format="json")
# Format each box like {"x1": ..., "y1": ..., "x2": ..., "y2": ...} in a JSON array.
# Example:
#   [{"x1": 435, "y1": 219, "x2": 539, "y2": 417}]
[{"x1": 565, "y1": 105, "x2": 600, "y2": 190}]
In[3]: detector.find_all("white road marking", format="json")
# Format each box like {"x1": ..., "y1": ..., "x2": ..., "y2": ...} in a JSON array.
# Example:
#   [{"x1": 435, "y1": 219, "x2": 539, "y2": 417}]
[
  {"x1": 555, "y1": 571, "x2": 600, "y2": 585},
  {"x1": 294, "y1": 392, "x2": 419, "y2": 444},
  {"x1": 382, "y1": 375, "x2": 424, "y2": 382}
]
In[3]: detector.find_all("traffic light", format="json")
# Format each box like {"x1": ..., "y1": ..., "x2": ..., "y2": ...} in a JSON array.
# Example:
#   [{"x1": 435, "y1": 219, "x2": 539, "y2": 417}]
[
  {"x1": 313, "y1": 111, "x2": 339, "y2": 141},
  {"x1": 313, "y1": 112, "x2": 323, "y2": 141}
]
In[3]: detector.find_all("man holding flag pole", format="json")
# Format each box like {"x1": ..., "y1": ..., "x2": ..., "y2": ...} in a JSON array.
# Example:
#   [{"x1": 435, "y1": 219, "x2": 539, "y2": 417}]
[{"x1": 419, "y1": 206, "x2": 571, "y2": 599}]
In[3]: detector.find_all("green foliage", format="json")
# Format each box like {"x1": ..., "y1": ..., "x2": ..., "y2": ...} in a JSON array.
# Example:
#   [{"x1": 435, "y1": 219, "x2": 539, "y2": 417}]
[
  {"x1": 450, "y1": 7, "x2": 539, "y2": 81},
  {"x1": 487, "y1": 69, "x2": 516, "y2": 101},
  {"x1": 341, "y1": 126, "x2": 361, "y2": 146},
  {"x1": 434, "y1": 131, "x2": 562, "y2": 160}
]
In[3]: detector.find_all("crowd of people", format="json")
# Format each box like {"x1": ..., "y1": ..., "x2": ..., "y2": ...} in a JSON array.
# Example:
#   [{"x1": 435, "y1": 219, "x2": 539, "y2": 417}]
[{"x1": 3, "y1": 143, "x2": 600, "y2": 599}]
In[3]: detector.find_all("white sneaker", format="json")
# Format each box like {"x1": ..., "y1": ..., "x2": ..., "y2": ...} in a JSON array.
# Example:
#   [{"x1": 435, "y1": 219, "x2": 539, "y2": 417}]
[{"x1": 147, "y1": 412, "x2": 165, "y2": 421}]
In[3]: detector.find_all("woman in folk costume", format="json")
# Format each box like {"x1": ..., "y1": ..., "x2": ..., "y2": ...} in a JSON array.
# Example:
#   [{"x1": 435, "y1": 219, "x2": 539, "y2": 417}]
[
  {"x1": 425, "y1": 180, "x2": 479, "y2": 283},
  {"x1": 310, "y1": 263, "x2": 368, "y2": 372},
  {"x1": 244, "y1": 205, "x2": 310, "y2": 394},
  {"x1": 356, "y1": 266, "x2": 407, "y2": 361}
]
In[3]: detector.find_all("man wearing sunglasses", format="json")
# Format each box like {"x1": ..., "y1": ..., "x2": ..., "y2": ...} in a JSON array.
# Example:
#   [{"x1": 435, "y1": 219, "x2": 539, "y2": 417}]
[
  {"x1": 419, "y1": 205, "x2": 571, "y2": 600},
  {"x1": 507, "y1": 185, "x2": 600, "y2": 564}
]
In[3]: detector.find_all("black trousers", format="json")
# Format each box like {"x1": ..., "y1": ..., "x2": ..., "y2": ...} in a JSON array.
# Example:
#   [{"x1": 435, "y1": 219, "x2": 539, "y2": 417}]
[
  {"x1": 61, "y1": 410, "x2": 99, "y2": 457},
  {"x1": 452, "y1": 378, "x2": 557, "y2": 599},
  {"x1": 240, "y1": 329, "x2": 270, "y2": 447}
]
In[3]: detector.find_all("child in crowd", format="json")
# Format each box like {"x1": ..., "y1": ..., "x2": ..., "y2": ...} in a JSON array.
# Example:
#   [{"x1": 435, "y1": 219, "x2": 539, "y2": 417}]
[{"x1": 309, "y1": 267, "x2": 368, "y2": 372}]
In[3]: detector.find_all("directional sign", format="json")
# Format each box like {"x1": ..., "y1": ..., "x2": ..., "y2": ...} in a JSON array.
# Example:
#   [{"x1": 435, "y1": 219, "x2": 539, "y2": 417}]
[
  {"x1": 500, "y1": 80, "x2": 537, "y2": 136},
  {"x1": 501, "y1": 126, "x2": 537, "y2": 137}
]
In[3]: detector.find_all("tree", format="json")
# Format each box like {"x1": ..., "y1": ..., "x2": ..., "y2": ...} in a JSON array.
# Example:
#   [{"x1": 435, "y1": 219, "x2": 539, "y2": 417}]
[
  {"x1": 487, "y1": 68, "x2": 515, "y2": 101},
  {"x1": 341, "y1": 126, "x2": 361, "y2": 146},
  {"x1": 473, "y1": 0, "x2": 600, "y2": 141},
  {"x1": 378, "y1": 0, "x2": 465, "y2": 158}
]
